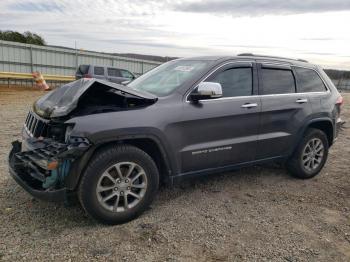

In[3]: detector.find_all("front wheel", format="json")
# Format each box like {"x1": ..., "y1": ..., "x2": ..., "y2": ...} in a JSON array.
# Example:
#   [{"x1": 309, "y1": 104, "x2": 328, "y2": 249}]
[
  {"x1": 286, "y1": 128, "x2": 329, "y2": 179},
  {"x1": 79, "y1": 145, "x2": 159, "y2": 225}
]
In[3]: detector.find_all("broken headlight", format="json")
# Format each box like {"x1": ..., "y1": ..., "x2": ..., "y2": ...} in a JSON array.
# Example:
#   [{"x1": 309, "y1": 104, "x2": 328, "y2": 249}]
[
  {"x1": 47, "y1": 124, "x2": 65, "y2": 142},
  {"x1": 65, "y1": 125, "x2": 74, "y2": 143}
]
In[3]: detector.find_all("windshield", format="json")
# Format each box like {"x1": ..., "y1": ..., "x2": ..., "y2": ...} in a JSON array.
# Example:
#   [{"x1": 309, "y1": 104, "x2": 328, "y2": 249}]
[{"x1": 128, "y1": 60, "x2": 211, "y2": 96}]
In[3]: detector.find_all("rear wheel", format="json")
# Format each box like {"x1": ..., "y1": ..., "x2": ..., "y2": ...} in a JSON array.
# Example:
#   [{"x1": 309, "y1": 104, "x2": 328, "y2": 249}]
[
  {"x1": 286, "y1": 128, "x2": 329, "y2": 179},
  {"x1": 79, "y1": 145, "x2": 159, "y2": 225}
]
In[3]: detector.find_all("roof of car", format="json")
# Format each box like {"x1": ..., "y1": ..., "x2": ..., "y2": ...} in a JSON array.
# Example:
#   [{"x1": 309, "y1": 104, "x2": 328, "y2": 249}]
[{"x1": 180, "y1": 54, "x2": 315, "y2": 68}]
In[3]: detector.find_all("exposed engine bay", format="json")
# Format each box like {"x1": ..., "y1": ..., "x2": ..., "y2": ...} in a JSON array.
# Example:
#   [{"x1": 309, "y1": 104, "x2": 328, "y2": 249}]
[
  {"x1": 70, "y1": 81, "x2": 155, "y2": 117},
  {"x1": 33, "y1": 78, "x2": 157, "y2": 119},
  {"x1": 28, "y1": 79, "x2": 157, "y2": 142}
]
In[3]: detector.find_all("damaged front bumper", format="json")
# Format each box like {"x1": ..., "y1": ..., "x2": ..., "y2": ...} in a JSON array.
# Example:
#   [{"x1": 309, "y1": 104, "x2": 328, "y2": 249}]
[{"x1": 8, "y1": 137, "x2": 90, "y2": 202}]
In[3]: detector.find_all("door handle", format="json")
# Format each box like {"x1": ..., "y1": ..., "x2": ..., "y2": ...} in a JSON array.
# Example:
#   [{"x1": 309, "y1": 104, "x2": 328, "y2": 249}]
[
  {"x1": 296, "y1": 98, "x2": 308, "y2": 104},
  {"x1": 241, "y1": 103, "x2": 258, "y2": 108}
]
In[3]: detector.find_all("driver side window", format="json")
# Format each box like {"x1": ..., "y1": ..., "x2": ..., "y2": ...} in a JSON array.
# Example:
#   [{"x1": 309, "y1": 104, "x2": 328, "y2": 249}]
[{"x1": 207, "y1": 67, "x2": 252, "y2": 97}]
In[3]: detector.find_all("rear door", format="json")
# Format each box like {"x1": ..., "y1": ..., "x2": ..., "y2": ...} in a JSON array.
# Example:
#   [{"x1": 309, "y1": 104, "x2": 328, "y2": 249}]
[
  {"x1": 179, "y1": 62, "x2": 261, "y2": 173},
  {"x1": 256, "y1": 63, "x2": 312, "y2": 159}
]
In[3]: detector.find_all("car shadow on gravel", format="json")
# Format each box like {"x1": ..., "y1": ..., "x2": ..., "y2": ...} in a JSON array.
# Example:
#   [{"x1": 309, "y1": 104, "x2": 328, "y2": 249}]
[
  {"x1": 4, "y1": 164, "x2": 291, "y2": 227},
  {"x1": 157, "y1": 163, "x2": 292, "y2": 203}
]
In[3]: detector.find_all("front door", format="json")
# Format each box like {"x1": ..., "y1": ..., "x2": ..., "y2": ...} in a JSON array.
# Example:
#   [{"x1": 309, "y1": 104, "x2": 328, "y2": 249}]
[{"x1": 178, "y1": 62, "x2": 261, "y2": 173}]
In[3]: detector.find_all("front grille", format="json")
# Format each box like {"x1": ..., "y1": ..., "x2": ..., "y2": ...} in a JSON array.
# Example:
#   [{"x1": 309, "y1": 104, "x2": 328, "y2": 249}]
[{"x1": 24, "y1": 111, "x2": 48, "y2": 138}]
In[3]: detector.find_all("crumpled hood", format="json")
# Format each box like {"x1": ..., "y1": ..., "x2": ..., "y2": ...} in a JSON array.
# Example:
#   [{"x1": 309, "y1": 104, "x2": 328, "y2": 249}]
[{"x1": 33, "y1": 78, "x2": 158, "y2": 118}]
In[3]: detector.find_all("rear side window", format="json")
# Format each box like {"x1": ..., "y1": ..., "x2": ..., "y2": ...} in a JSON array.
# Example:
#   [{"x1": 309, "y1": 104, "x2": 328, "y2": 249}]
[
  {"x1": 120, "y1": 69, "x2": 134, "y2": 79},
  {"x1": 294, "y1": 67, "x2": 327, "y2": 92},
  {"x1": 94, "y1": 66, "x2": 104, "y2": 76},
  {"x1": 261, "y1": 69, "x2": 295, "y2": 95},
  {"x1": 107, "y1": 68, "x2": 121, "y2": 77},
  {"x1": 208, "y1": 67, "x2": 252, "y2": 97}
]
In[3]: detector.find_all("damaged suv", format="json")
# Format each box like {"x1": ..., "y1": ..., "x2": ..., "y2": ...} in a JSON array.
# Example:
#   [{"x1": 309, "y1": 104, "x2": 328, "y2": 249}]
[{"x1": 9, "y1": 55, "x2": 343, "y2": 224}]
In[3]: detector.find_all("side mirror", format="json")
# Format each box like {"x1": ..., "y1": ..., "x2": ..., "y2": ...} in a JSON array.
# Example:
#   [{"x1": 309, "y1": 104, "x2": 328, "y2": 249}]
[{"x1": 189, "y1": 82, "x2": 223, "y2": 102}]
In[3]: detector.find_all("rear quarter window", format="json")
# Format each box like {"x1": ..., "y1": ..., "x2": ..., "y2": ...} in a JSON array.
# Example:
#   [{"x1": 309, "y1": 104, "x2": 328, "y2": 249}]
[
  {"x1": 294, "y1": 67, "x2": 327, "y2": 92},
  {"x1": 261, "y1": 68, "x2": 296, "y2": 95},
  {"x1": 94, "y1": 66, "x2": 105, "y2": 76}
]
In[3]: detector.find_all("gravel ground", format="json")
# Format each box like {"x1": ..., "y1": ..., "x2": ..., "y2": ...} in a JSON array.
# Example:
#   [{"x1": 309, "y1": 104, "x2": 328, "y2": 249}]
[{"x1": 0, "y1": 86, "x2": 349, "y2": 261}]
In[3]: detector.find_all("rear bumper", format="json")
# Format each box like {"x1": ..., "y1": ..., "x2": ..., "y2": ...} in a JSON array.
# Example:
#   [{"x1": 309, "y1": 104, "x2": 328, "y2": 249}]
[
  {"x1": 335, "y1": 117, "x2": 345, "y2": 142},
  {"x1": 9, "y1": 141, "x2": 67, "y2": 202}
]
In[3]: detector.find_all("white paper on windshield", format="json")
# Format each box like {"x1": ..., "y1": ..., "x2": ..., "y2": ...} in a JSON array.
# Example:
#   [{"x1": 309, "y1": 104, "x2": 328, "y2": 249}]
[{"x1": 174, "y1": 66, "x2": 194, "y2": 72}]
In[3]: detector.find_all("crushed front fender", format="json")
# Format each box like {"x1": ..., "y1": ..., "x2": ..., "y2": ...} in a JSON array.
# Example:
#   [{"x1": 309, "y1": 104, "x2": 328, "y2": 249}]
[{"x1": 8, "y1": 138, "x2": 90, "y2": 201}]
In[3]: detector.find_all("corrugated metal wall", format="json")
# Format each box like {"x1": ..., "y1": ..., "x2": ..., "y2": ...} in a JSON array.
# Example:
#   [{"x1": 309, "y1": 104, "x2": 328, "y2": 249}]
[
  {"x1": 332, "y1": 78, "x2": 350, "y2": 90},
  {"x1": 0, "y1": 40, "x2": 162, "y2": 77},
  {"x1": 2, "y1": 40, "x2": 348, "y2": 91}
]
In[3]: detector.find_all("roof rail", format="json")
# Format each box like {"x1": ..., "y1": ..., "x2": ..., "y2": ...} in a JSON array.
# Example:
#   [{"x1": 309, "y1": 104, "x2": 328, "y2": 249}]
[{"x1": 237, "y1": 53, "x2": 309, "y2": 63}]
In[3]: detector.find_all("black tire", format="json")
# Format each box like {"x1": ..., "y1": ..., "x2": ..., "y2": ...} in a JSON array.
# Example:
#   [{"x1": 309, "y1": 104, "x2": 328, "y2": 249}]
[
  {"x1": 286, "y1": 128, "x2": 329, "y2": 179},
  {"x1": 79, "y1": 144, "x2": 159, "y2": 225}
]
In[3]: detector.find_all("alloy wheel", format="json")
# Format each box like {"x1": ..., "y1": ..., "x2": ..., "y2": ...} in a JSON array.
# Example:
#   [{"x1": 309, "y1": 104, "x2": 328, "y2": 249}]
[
  {"x1": 301, "y1": 138, "x2": 324, "y2": 172},
  {"x1": 96, "y1": 162, "x2": 148, "y2": 212}
]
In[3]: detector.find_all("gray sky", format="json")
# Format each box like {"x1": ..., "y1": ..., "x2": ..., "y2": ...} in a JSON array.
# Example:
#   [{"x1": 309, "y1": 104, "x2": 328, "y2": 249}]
[{"x1": 1, "y1": 0, "x2": 349, "y2": 69}]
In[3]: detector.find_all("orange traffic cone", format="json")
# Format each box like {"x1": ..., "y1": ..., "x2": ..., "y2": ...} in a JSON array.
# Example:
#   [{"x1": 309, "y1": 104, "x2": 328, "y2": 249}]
[{"x1": 32, "y1": 71, "x2": 50, "y2": 91}]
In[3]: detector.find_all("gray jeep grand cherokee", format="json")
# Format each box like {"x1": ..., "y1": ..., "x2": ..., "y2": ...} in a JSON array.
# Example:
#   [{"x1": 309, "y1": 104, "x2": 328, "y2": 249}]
[{"x1": 9, "y1": 55, "x2": 343, "y2": 224}]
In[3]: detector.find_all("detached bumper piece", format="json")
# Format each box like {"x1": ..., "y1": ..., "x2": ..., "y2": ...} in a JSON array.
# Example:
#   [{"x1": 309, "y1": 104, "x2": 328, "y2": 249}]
[{"x1": 9, "y1": 138, "x2": 90, "y2": 202}]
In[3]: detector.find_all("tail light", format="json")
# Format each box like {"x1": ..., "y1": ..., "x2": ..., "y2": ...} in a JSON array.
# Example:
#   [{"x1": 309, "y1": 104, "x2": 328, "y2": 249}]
[
  {"x1": 336, "y1": 96, "x2": 344, "y2": 106},
  {"x1": 83, "y1": 74, "x2": 92, "y2": 78},
  {"x1": 336, "y1": 96, "x2": 343, "y2": 117}
]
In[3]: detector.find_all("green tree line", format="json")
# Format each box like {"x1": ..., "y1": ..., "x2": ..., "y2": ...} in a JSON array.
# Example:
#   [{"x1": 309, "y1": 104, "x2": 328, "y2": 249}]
[{"x1": 0, "y1": 30, "x2": 46, "y2": 45}]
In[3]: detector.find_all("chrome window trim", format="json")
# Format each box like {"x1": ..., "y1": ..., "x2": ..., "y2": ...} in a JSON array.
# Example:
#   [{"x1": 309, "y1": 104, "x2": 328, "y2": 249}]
[
  {"x1": 198, "y1": 95, "x2": 259, "y2": 103},
  {"x1": 185, "y1": 62, "x2": 330, "y2": 104},
  {"x1": 194, "y1": 91, "x2": 330, "y2": 104},
  {"x1": 184, "y1": 61, "x2": 254, "y2": 102}
]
